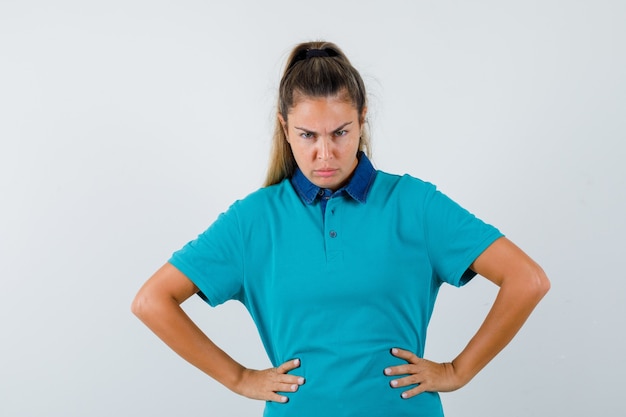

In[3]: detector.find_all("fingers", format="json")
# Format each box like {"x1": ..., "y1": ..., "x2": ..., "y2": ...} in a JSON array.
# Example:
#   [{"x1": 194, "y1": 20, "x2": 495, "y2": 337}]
[
  {"x1": 266, "y1": 381, "x2": 302, "y2": 403},
  {"x1": 236, "y1": 360, "x2": 305, "y2": 403},
  {"x1": 384, "y1": 347, "x2": 421, "y2": 378},
  {"x1": 384, "y1": 348, "x2": 431, "y2": 399},
  {"x1": 268, "y1": 392, "x2": 290, "y2": 404},
  {"x1": 268, "y1": 358, "x2": 305, "y2": 403},
  {"x1": 384, "y1": 366, "x2": 423, "y2": 390},
  {"x1": 276, "y1": 381, "x2": 303, "y2": 393},
  {"x1": 389, "y1": 347, "x2": 418, "y2": 362},
  {"x1": 387, "y1": 372, "x2": 426, "y2": 396},
  {"x1": 276, "y1": 358, "x2": 302, "y2": 374},
  {"x1": 257, "y1": 374, "x2": 304, "y2": 404},
  {"x1": 397, "y1": 385, "x2": 427, "y2": 399},
  {"x1": 384, "y1": 349, "x2": 459, "y2": 399},
  {"x1": 275, "y1": 358, "x2": 306, "y2": 386}
]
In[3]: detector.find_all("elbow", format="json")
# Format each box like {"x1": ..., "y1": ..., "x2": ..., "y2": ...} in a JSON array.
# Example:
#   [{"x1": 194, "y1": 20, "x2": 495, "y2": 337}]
[
  {"x1": 528, "y1": 264, "x2": 551, "y2": 302},
  {"x1": 130, "y1": 292, "x2": 144, "y2": 319},
  {"x1": 131, "y1": 289, "x2": 154, "y2": 322},
  {"x1": 131, "y1": 284, "x2": 179, "y2": 323}
]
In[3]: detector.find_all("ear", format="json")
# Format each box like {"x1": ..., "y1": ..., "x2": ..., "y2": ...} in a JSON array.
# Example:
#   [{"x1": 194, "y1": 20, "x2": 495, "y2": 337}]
[
  {"x1": 278, "y1": 113, "x2": 288, "y2": 139},
  {"x1": 359, "y1": 107, "x2": 368, "y2": 125}
]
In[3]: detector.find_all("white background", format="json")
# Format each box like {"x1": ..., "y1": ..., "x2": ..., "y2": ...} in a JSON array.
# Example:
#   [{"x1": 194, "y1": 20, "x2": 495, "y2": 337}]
[{"x1": 1, "y1": 1, "x2": 624, "y2": 416}]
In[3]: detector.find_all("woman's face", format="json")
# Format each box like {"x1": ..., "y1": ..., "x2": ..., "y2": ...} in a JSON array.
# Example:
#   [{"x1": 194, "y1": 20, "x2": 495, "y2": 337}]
[{"x1": 280, "y1": 94, "x2": 364, "y2": 191}]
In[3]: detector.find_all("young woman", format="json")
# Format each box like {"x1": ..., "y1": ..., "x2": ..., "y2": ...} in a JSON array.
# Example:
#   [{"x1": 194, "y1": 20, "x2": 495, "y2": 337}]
[{"x1": 132, "y1": 41, "x2": 550, "y2": 417}]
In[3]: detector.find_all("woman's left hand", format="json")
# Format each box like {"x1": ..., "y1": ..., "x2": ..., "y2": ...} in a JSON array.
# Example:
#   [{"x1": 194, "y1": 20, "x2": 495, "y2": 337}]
[
  {"x1": 384, "y1": 239, "x2": 550, "y2": 399},
  {"x1": 383, "y1": 348, "x2": 465, "y2": 399}
]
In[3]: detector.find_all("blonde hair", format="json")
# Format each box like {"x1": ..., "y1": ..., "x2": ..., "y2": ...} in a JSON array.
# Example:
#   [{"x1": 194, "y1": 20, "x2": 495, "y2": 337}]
[{"x1": 263, "y1": 41, "x2": 371, "y2": 187}]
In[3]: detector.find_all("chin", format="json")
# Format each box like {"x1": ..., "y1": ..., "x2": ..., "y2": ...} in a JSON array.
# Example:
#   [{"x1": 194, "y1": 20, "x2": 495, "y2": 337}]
[{"x1": 317, "y1": 180, "x2": 343, "y2": 191}]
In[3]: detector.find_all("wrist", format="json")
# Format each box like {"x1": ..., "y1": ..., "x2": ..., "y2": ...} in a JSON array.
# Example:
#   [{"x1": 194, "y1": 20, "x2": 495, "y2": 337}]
[
  {"x1": 448, "y1": 359, "x2": 476, "y2": 388},
  {"x1": 225, "y1": 365, "x2": 248, "y2": 395}
]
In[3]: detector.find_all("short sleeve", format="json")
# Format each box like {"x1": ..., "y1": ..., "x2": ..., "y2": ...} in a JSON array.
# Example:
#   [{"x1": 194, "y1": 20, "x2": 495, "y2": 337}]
[
  {"x1": 423, "y1": 186, "x2": 503, "y2": 287},
  {"x1": 168, "y1": 205, "x2": 245, "y2": 306}
]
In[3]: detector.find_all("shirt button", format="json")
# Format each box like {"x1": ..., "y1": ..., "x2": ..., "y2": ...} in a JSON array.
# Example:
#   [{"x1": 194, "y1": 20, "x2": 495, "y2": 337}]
[{"x1": 329, "y1": 230, "x2": 337, "y2": 238}]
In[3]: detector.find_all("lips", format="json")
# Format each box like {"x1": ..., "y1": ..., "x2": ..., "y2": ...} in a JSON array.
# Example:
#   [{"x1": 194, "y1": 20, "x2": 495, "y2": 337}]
[{"x1": 314, "y1": 169, "x2": 337, "y2": 178}]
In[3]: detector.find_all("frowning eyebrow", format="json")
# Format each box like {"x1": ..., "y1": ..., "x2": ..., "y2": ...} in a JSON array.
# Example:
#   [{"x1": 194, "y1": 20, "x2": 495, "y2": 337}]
[{"x1": 294, "y1": 121, "x2": 353, "y2": 135}]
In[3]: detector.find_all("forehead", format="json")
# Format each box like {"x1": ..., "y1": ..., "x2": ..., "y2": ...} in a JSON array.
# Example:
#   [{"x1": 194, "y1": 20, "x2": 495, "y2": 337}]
[
  {"x1": 287, "y1": 94, "x2": 359, "y2": 123},
  {"x1": 291, "y1": 88, "x2": 354, "y2": 108}
]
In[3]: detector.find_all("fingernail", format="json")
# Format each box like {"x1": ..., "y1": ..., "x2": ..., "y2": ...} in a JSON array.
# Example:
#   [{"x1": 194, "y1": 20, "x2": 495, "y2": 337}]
[
  {"x1": 391, "y1": 348, "x2": 398, "y2": 355},
  {"x1": 384, "y1": 368, "x2": 391, "y2": 375},
  {"x1": 401, "y1": 392, "x2": 408, "y2": 399},
  {"x1": 298, "y1": 377, "x2": 305, "y2": 385},
  {"x1": 390, "y1": 380, "x2": 398, "y2": 387},
  {"x1": 291, "y1": 384, "x2": 298, "y2": 392},
  {"x1": 293, "y1": 358, "x2": 300, "y2": 366},
  {"x1": 281, "y1": 396, "x2": 289, "y2": 403}
]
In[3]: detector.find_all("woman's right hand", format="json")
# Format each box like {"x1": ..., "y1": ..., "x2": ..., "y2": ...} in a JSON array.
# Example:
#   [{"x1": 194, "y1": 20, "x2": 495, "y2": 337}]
[
  {"x1": 233, "y1": 359, "x2": 305, "y2": 403},
  {"x1": 133, "y1": 263, "x2": 305, "y2": 403}
]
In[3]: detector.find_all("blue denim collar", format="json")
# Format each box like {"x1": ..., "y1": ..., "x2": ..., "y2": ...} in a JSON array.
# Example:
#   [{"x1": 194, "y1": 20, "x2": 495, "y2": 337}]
[{"x1": 290, "y1": 152, "x2": 377, "y2": 205}]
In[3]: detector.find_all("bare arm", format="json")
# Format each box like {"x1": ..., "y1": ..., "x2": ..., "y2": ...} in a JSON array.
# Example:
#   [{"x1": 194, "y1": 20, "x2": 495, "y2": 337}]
[
  {"x1": 385, "y1": 237, "x2": 550, "y2": 397},
  {"x1": 131, "y1": 262, "x2": 304, "y2": 403}
]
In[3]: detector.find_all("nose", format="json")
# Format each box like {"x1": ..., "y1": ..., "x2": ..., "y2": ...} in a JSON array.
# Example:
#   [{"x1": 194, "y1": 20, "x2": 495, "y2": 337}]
[{"x1": 317, "y1": 137, "x2": 332, "y2": 160}]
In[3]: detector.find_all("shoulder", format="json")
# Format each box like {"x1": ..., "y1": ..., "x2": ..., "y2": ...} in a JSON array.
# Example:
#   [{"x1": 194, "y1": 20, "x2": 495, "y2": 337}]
[
  {"x1": 370, "y1": 170, "x2": 437, "y2": 202},
  {"x1": 226, "y1": 179, "x2": 296, "y2": 217}
]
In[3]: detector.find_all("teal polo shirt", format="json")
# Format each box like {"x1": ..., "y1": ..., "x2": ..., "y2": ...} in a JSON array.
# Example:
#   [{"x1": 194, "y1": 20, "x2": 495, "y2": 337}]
[{"x1": 169, "y1": 155, "x2": 503, "y2": 417}]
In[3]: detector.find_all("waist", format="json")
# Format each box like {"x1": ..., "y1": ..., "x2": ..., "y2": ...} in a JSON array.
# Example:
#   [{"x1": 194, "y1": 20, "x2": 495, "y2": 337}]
[{"x1": 263, "y1": 348, "x2": 443, "y2": 417}]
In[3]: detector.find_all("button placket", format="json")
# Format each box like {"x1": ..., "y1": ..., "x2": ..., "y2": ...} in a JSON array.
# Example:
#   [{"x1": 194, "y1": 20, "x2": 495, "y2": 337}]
[{"x1": 324, "y1": 199, "x2": 342, "y2": 263}]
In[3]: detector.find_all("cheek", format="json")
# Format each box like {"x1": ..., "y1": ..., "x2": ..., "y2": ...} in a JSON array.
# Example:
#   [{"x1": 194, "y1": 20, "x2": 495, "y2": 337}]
[
  {"x1": 340, "y1": 137, "x2": 360, "y2": 154},
  {"x1": 289, "y1": 142, "x2": 312, "y2": 161}
]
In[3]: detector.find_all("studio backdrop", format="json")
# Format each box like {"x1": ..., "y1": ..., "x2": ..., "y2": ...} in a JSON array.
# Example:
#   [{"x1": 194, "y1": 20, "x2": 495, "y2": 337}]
[{"x1": 1, "y1": 1, "x2": 624, "y2": 416}]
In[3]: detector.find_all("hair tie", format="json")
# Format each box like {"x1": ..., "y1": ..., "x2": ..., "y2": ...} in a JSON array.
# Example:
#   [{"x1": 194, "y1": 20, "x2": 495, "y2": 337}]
[
  {"x1": 306, "y1": 49, "x2": 330, "y2": 58},
  {"x1": 287, "y1": 47, "x2": 339, "y2": 71}
]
